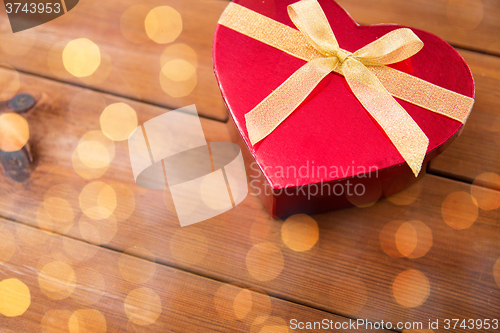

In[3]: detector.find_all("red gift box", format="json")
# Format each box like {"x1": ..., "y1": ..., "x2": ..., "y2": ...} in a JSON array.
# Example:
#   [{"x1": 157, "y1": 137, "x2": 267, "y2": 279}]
[{"x1": 213, "y1": 0, "x2": 474, "y2": 218}]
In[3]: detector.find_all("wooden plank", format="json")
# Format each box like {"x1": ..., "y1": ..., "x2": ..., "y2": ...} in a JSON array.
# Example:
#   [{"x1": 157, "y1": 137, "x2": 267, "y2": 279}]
[
  {"x1": 0, "y1": 0, "x2": 228, "y2": 121},
  {"x1": 336, "y1": 0, "x2": 500, "y2": 55},
  {"x1": 0, "y1": 217, "x2": 373, "y2": 332},
  {"x1": 428, "y1": 49, "x2": 500, "y2": 184},
  {"x1": 2, "y1": 66, "x2": 500, "y2": 330}
]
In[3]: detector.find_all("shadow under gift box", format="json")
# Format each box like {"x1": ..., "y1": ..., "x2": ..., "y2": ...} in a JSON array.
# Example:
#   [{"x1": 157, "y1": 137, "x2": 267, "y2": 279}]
[{"x1": 214, "y1": 0, "x2": 474, "y2": 219}]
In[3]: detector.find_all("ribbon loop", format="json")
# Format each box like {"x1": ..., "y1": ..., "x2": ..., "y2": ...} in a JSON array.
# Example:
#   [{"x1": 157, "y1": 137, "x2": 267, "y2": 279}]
[{"x1": 288, "y1": 0, "x2": 339, "y2": 56}]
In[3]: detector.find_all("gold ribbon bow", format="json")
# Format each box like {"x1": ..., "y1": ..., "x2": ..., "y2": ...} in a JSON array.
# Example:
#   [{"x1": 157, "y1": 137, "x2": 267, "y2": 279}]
[{"x1": 218, "y1": 0, "x2": 474, "y2": 176}]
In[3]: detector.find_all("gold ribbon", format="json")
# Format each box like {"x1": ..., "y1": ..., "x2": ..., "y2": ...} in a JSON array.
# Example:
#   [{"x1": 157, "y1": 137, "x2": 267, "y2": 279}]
[{"x1": 218, "y1": 0, "x2": 474, "y2": 176}]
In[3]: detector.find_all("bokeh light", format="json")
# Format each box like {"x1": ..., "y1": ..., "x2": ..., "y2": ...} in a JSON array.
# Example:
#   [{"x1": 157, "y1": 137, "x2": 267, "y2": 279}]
[
  {"x1": 69, "y1": 309, "x2": 107, "y2": 333},
  {"x1": 70, "y1": 267, "x2": 106, "y2": 306},
  {"x1": 387, "y1": 181, "x2": 422, "y2": 206},
  {"x1": 471, "y1": 172, "x2": 500, "y2": 210},
  {"x1": 446, "y1": 0, "x2": 484, "y2": 31},
  {"x1": 42, "y1": 184, "x2": 79, "y2": 234},
  {"x1": 214, "y1": 284, "x2": 272, "y2": 324},
  {"x1": 0, "y1": 113, "x2": 29, "y2": 152},
  {"x1": 160, "y1": 44, "x2": 198, "y2": 69},
  {"x1": 346, "y1": 179, "x2": 382, "y2": 208},
  {"x1": 79, "y1": 181, "x2": 117, "y2": 220},
  {"x1": 0, "y1": 226, "x2": 16, "y2": 264},
  {"x1": 441, "y1": 191, "x2": 478, "y2": 230},
  {"x1": 250, "y1": 316, "x2": 289, "y2": 333},
  {"x1": 392, "y1": 269, "x2": 430, "y2": 308},
  {"x1": 109, "y1": 183, "x2": 136, "y2": 222},
  {"x1": 119, "y1": 247, "x2": 157, "y2": 284},
  {"x1": 328, "y1": 277, "x2": 367, "y2": 315},
  {"x1": 0, "y1": 64, "x2": 21, "y2": 101},
  {"x1": 73, "y1": 131, "x2": 115, "y2": 180},
  {"x1": 124, "y1": 287, "x2": 162, "y2": 326},
  {"x1": 170, "y1": 228, "x2": 208, "y2": 265},
  {"x1": 281, "y1": 214, "x2": 319, "y2": 252},
  {"x1": 100, "y1": 103, "x2": 138, "y2": 141},
  {"x1": 120, "y1": 5, "x2": 151, "y2": 43},
  {"x1": 380, "y1": 220, "x2": 433, "y2": 258},
  {"x1": 245, "y1": 243, "x2": 284, "y2": 281},
  {"x1": 41, "y1": 310, "x2": 73, "y2": 333},
  {"x1": 63, "y1": 38, "x2": 101, "y2": 78},
  {"x1": 38, "y1": 261, "x2": 76, "y2": 300},
  {"x1": 145, "y1": 6, "x2": 183, "y2": 44},
  {"x1": 0, "y1": 278, "x2": 31, "y2": 317},
  {"x1": 160, "y1": 60, "x2": 197, "y2": 97},
  {"x1": 79, "y1": 214, "x2": 118, "y2": 245},
  {"x1": 62, "y1": 236, "x2": 98, "y2": 262}
]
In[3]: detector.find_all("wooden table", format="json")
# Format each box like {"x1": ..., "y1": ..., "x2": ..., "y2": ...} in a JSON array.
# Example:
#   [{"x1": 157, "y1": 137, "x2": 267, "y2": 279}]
[{"x1": 0, "y1": 0, "x2": 499, "y2": 331}]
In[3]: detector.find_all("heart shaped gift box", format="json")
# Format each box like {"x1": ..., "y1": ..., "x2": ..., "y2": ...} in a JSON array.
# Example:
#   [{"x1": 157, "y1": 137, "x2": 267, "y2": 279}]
[{"x1": 213, "y1": 0, "x2": 474, "y2": 218}]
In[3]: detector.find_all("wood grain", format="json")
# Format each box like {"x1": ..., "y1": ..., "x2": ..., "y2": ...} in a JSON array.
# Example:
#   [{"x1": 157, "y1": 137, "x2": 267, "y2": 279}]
[
  {"x1": 0, "y1": 0, "x2": 228, "y2": 120},
  {"x1": 336, "y1": 0, "x2": 500, "y2": 55},
  {"x1": 1, "y1": 67, "x2": 500, "y2": 331},
  {"x1": 428, "y1": 49, "x2": 500, "y2": 183},
  {"x1": 0, "y1": 217, "x2": 373, "y2": 332}
]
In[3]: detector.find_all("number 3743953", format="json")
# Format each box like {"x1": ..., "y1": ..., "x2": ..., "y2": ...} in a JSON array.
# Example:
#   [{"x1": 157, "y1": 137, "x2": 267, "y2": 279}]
[{"x1": 5, "y1": 2, "x2": 61, "y2": 14}]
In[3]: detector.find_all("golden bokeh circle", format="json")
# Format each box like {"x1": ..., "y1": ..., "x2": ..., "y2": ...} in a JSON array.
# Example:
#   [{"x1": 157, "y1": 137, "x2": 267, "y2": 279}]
[
  {"x1": 70, "y1": 267, "x2": 106, "y2": 306},
  {"x1": 213, "y1": 284, "x2": 247, "y2": 321},
  {"x1": 0, "y1": 113, "x2": 29, "y2": 152},
  {"x1": 41, "y1": 310, "x2": 73, "y2": 333},
  {"x1": 38, "y1": 261, "x2": 76, "y2": 300},
  {"x1": 170, "y1": 228, "x2": 208, "y2": 265},
  {"x1": 62, "y1": 236, "x2": 98, "y2": 262},
  {"x1": 387, "y1": 181, "x2": 422, "y2": 206},
  {"x1": 43, "y1": 197, "x2": 75, "y2": 224},
  {"x1": 79, "y1": 214, "x2": 118, "y2": 245},
  {"x1": 160, "y1": 63, "x2": 197, "y2": 97},
  {"x1": 62, "y1": 38, "x2": 101, "y2": 78},
  {"x1": 381, "y1": 220, "x2": 433, "y2": 258},
  {"x1": 124, "y1": 287, "x2": 162, "y2": 326},
  {"x1": 0, "y1": 226, "x2": 16, "y2": 264},
  {"x1": 78, "y1": 141, "x2": 110, "y2": 169},
  {"x1": 145, "y1": 6, "x2": 183, "y2": 44},
  {"x1": 160, "y1": 44, "x2": 198, "y2": 69},
  {"x1": 246, "y1": 243, "x2": 284, "y2": 282},
  {"x1": 281, "y1": 214, "x2": 319, "y2": 252},
  {"x1": 250, "y1": 316, "x2": 289, "y2": 333},
  {"x1": 234, "y1": 289, "x2": 253, "y2": 320},
  {"x1": 120, "y1": 5, "x2": 151, "y2": 44},
  {"x1": 471, "y1": 172, "x2": 500, "y2": 210},
  {"x1": 0, "y1": 278, "x2": 31, "y2": 317},
  {"x1": 73, "y1": 130, "x2": 115, "y2": 180},
  {"x1": 162, "y1": 59, "x2": 196, "y2": 82},
  {"x1": 119, "y1": 247, "x2": 157, "y2": 284},
  {"x1": 395, "y1": 222, "x2": 418, "y2": 257},
  {"x1": 69, "y1": 309, "x2": 107, "y2": 333},
  {"x1": 110, "y1": 183, "x2": 136, "y2": 222},
  {"x1": 446, "y1": 0, "x2": 484, "y2": 31},
  {"x1": 100, "y1": 103, "x2": 138, "y2": 141},
  {"x1": 441, "y1": 191, "x2": 478, "y2": 230},
  {"x1": 0, "y1": 63, "x2": 21, "y2": 101},
  {"x1": 79, "y1": 181, "x2": 117, "y2": 220},
  {"x1": 392, "y1": 269, "x2": 430, "y2": 308}
]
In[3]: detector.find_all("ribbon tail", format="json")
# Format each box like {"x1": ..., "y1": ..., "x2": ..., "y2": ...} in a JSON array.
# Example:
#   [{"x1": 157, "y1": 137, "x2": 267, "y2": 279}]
[
  {"x1": 245, "y1": 57, "x2": 337, "y2": 145},
  {"x1": 343, "y1": 58, "x2": 429, "y2": 176}
]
